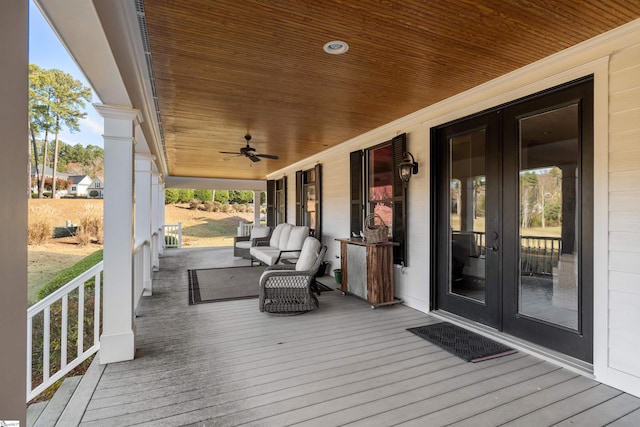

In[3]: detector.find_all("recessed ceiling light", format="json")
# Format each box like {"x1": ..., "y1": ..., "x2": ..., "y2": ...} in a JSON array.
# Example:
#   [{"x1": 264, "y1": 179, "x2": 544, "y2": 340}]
[{"x1": 323, "y1": 40, "x2": 349, "y2": 55}]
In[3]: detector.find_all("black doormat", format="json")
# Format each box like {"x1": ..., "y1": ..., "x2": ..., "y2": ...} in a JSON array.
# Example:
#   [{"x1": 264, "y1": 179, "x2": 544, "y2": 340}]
[
  {"x1": 188, "y1": 266, "x2": 333, "y2": 305},
  {"x1": 407, "y1": 322, "x2": 517, "y2": 362}
]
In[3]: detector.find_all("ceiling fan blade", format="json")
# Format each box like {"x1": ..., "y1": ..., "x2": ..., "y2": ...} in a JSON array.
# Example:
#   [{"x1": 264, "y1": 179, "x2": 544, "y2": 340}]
[
  {"x1": 247, "y1": 154, "x2": 261, "y2": 163},
  {"x1": 255, "y1": 153, "x2": 279, "y2": 159},
  {"x1": 219, "y1": 151, "x2": 242, "y2": 155}
]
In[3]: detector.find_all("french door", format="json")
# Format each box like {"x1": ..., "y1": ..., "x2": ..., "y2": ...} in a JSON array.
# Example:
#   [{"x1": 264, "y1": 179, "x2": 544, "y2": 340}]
[{"x1": 432, "y1": 78, "x2": 593, "y2": 362}]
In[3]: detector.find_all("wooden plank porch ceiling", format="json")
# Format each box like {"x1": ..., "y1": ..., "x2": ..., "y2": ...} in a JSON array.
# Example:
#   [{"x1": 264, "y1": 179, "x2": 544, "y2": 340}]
[
  {"x1": 76, "y1": 248, "x2": 640, "y2": 426},
  {"x1": 143, "y1": 0, "x2": 640, "y2": 181}
]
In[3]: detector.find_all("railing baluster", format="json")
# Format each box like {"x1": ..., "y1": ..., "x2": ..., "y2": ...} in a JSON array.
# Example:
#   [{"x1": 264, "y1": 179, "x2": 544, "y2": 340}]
[
  {"x1": 77, "y1": 282, "x2": 84, "y2": 357},
  {"x1": 61, "y1": 295, "x2": 68, "y2": 369},
  {"x1": 43, "y1": 306, "x2": 50, "y2": 382},
  {"x1": 94, "y1": 273, "x2": 100, "y2": 347}
]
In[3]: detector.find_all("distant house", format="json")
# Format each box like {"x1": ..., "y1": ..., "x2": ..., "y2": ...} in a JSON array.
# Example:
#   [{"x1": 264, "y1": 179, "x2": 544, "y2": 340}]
[
  {"x1": 87, "y1": 176, "x2": 104, "y2": 199},
  {"x1": 30, "y1": 166, "x2": 71, "y2": 196},
  {"x1": 67, "y1": 175, "x2": 93, "y2": 197}
]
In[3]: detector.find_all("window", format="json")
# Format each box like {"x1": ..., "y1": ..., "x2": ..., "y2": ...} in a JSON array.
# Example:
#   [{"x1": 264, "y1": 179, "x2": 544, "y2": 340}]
[
  {"x1": 350, "y1": 133, "x2": 407, "y2": 265},
  {"x1": 71, "y1": 186, "x2": 77, "y2": 191},
  {"x1": 296, "y1": 164, "x2": 322, "y2": 239},
  {"x1": 368, "y1": 144, "x2": 394, "y2": 237},
  {"x1": 266, "y1": 177, "x2": 286, "y2": 226}
]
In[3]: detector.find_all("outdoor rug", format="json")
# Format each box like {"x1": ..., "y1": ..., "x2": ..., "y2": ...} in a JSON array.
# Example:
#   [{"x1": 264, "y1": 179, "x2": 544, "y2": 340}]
[
  {"x1": 407, "y1": 322, "x2": 517, "y2": 362},
  {"x1": 188, "y1": 266, "x2": 332, "y2": 305}
]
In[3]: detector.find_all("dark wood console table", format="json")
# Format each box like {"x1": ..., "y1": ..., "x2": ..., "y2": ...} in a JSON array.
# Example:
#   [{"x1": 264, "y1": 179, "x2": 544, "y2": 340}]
[{"x1": 336, "y1": 238, "x2": 403, "y2": 308}]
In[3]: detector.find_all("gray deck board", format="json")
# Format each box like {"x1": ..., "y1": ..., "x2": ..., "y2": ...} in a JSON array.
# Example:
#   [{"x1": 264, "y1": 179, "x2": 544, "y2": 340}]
[
  {"x1": 555, "y1": 393, "x2": 640, "y2": 426},
  {"x1": 502, "y1": 384, "x2": 623, "y2": 426},
  {"x1": 609, "y1": 407, "x2": 640, "y2": 426},
  {"x1": 72, "y1": 247, "x2": 640, "y2": 427}
]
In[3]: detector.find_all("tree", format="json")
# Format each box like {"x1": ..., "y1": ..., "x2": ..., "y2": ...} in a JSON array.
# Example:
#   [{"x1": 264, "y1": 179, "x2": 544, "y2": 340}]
[
  {"x1": 29, "y1": 64, "x2": 53, "y2": 198},
  {"x1": 28, "y1": 65, "x2": 91, "y2": 198}
]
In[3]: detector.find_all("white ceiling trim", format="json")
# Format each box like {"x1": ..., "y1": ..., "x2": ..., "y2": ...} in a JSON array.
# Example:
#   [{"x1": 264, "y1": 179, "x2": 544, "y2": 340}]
[{"x1": 165, "y1": 177, "x2": 267, "y2": 191}]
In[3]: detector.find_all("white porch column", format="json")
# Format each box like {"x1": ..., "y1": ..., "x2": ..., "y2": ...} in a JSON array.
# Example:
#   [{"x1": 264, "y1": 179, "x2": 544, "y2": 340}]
[
  {"x1": 151, "y1": 171, "x2": 162, "y2": 264},
  {"x1": 253, "y1": 190, "x2": 261, "y2": 225},
  {"x1": 136, "y1": 153, "x2": 154, "y2": 296},
  {"x1": 96, "y1": 104, "x2": 142, "y2": 364},
  {"x1": 0, "y1": 1, "x2": 27, "y2": 422}
]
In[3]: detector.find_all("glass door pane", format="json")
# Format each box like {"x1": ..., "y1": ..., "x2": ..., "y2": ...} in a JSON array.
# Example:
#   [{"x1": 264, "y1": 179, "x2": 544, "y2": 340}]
[
  {"x1": 449, "y1": 129, "x2": 487, "y2": 303},
  {"x1": 518, "y1": 104, "x2": 579, "y2": 330}
]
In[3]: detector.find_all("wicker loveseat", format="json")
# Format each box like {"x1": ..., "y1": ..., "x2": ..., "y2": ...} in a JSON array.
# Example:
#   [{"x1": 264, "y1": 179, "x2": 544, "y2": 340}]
[
  {"x1": 259, "y1": 236, "x2": 327, "y2": 315},
  {"x1": 233, "y1": 226, "x2": 272, "y2": 259},
  {"x1": 250, "y1": 223, "x2": 309, "y2": 266}
]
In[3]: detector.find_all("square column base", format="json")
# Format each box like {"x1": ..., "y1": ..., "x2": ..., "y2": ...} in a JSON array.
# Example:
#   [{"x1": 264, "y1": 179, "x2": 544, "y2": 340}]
[{"x1": 99, "y1": 329, "x2": 136, "y2": 364}]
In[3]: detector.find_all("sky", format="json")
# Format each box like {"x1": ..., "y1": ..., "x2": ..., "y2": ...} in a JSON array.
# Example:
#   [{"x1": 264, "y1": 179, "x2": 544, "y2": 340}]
[{"x1": 29, "y1": 0, "x2": 104, "y2": 148}]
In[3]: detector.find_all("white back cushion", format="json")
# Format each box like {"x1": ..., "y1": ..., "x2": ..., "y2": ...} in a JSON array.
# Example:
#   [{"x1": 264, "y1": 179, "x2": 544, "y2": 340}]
[
  {"x1": 250, "y1": 226, "x2": 270, "y2": 239},
  {"x1": 296, "y1": 237, "x2": 321, "y2": 271},
  {"x1": 277, "y1": 223, "x2": 293, "y2": 250},
  {"x1": 287, "y1": 226, "x2": 309, "y2": 250},
  {"x1": 269, "y1": 223, "x2": 286, "y2": 247}
]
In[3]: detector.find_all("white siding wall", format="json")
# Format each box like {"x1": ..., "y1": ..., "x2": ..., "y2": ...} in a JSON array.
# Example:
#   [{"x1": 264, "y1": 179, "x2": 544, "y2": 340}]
[
  {"x1": 607, "y1": 41, "x2": 640, "y2": 385},
  {"x1": 270, "y1": 19, "x2": 640, "y2": 397},
  {"x1": 280, "y1": 122, "x2": 432, "y2": 312}
]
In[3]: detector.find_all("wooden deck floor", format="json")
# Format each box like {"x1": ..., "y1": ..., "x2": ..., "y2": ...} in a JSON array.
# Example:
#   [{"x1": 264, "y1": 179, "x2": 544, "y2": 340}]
[{"x1": 78, "y1": 248, "x2": 640, "y2": 426}]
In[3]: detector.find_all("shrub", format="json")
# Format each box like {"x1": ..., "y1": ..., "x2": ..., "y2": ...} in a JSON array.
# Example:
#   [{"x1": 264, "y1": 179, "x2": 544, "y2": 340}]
[
  {"x1": 214, "y1": 190, "x2": 229, "y2": 204},
  {"x1": 189, "y1": 199, "x2": 200, "y2": 210},
  {"x1": 76, "y1": 203, "x2": 103, "y2": 246},
  {"x1": 194, "y1": 189, "x2": 213, "y2": 202},
  {"x1": 37, "y1": 250, "x2": 104, "y2": 300},
  {"x1": 213, "y1": 201, "x2": 223, "y2": 212},
  {"x1": 165, "y1": 188, "x2": 179, "y2": 204},
  {"x1": 28, "y1": 205, "x2": 57, "y2": 244},
  {"x1": 203, "y1": 201, "x2": 215, "y2": 212},
  {"x1": 177, "y1": 189, "x2": 194, "y2": 203}
]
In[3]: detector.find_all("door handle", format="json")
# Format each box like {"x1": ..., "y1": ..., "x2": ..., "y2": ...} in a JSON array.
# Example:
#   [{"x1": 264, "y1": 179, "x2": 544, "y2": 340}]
[
  {"x1": 484, "y1": 243, "x2": 499, "y2": 253},
  {"x1": 484, "y1": 231, "x2": 499, "y2": 252}
]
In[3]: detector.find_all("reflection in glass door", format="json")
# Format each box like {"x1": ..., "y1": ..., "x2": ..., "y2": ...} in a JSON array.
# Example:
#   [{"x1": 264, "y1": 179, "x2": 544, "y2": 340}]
[
  {"x1": 518, "y1": 105, "x2": 579, "y2": 330},
  {"x1": 450, "y1": 130, "x2": 487, "y2": 303}
]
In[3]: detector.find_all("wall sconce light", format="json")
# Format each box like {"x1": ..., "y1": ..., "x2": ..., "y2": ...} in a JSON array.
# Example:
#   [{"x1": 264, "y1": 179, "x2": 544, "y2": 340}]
[{"x1": 398, "y1": 151, "x2": 419, "y2": 184}]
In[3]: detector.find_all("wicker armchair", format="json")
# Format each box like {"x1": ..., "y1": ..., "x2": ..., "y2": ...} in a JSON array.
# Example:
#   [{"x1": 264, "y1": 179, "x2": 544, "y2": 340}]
[{"x1": 259, "y1": 236, "x2": 327, "y2": 315}]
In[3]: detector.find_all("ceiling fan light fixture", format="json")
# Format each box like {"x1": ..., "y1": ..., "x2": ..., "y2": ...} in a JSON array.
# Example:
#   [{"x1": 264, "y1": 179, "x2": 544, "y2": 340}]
[{"x1": 323, "y1": 40, "x2": 349, "y2": 55}]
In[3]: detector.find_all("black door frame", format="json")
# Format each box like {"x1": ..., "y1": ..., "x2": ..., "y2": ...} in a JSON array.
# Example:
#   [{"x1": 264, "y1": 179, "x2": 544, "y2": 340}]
[
  {"x1": 430, "y1": 76, "x2": 594, "y2": 362},
  {"x1": 431, "y1": 110, "x2": 502, "y2": 329}
]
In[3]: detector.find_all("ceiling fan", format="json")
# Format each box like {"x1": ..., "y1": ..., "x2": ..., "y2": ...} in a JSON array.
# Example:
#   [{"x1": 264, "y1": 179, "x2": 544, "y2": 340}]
[{"x1": 219, "y1": 134, "x2": 279, "y2": 163}]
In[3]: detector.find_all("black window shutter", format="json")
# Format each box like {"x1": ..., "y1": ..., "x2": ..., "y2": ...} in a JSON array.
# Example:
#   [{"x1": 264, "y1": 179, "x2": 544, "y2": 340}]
[
  {"x1": 295, "y1": 170, "x2": 303, "y2": 225},
  {"x1": 350, "y1": 150, "x2": 364, "y2": 236},
  {"x1": 266, "y1": 179, "x2": 276, "y2": 227},
  {"x1": 314, "y1": 163, "x2": 322, "y2": 240},
  {"x1": 391, "y1": 133, "x2": 407, "y2": 266}
]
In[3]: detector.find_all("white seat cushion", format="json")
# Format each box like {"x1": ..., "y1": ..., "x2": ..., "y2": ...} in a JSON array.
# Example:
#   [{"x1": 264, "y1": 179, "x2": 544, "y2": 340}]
[
  {"x1": 269, "y1": 223, "x2": 287, "y2": 248},
  {"x1": 250, "y1": 247, "x2": 282, "y2": 266},
  {"x1": 287, "y1": 226, "x2": 309, "y2": 250},
  {"x1": 235, "y1": 241, "x2": 252, "y2": 249},
  {"x1": 249, "y1": 226, "x2": 271, "y2": 239},
  {"x1": 277, "y1": 223, "x2": 293, "y2": 250},
  {"x1": 296, "y1": 237, "x2": 321, "y2": 271}
]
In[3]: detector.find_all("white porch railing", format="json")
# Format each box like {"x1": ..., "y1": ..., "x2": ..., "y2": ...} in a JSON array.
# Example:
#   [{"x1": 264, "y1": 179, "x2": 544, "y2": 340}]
[
  {"x1": 238, "y1": 221, "x2": 254, "y2": 237},
  {"x1": 133, "y1": 240, "x2": 150, "y2": 311},
  {"x1": 26, "y1": 262, "x2": 103, "y2": 402},
  {"x1": 163, "y1": 223, "x2": 182, "y2": 248}
]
